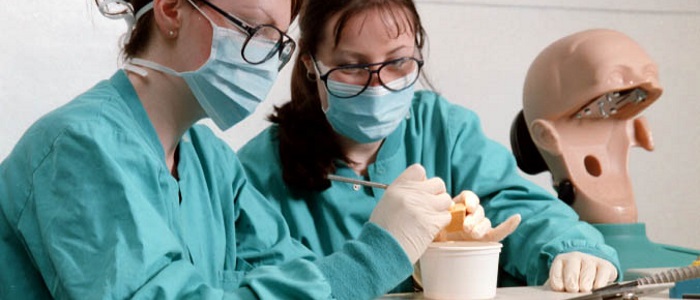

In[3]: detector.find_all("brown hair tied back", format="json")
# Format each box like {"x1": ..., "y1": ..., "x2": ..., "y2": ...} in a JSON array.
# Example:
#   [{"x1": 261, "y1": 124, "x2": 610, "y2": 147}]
[{"x1": 121, "y1": 0, "x2": 153, "y2": 60}]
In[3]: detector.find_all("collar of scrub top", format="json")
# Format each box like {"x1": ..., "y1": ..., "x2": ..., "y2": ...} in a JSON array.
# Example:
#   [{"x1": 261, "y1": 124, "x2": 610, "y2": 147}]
[{"x1": 111, "y1": 71, "x2": 167, "y2": 160}]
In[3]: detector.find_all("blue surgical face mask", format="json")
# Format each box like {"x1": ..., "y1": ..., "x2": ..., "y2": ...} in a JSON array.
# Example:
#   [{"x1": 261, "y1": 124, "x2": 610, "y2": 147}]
[
  {"x1": 127, "y1": 1, "x2": 279, "y2": 131},
  {"x1": 324, "y1": 75, "x2": 415, "y2": 144}
]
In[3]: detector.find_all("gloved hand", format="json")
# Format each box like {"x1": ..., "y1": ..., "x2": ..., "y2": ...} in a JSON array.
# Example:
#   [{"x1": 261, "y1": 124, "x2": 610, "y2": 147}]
[
  {"x1": 370, "y1": 164, "x2": 453, "y2": 264},
  {"x1": 547, "y1": 251, "x2": 618, "y2": 292},
  {"x1": 435, "y1": 191, "x2": 521, "y2": 242}
]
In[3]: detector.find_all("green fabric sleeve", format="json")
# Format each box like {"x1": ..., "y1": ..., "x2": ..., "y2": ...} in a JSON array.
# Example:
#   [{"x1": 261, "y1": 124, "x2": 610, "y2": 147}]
[
  {"x1": 238, "y1": 128, "x2": 416, "y2": 298},
  {"x1": 314, "y1": 223, "x2": 413, "y2": 300},
  {"x1": 25, "y1": 126, "x2": 228, "y2": 299},
  {"x1": 19, "y1": 124, "x2": 334, "y2": 299}
]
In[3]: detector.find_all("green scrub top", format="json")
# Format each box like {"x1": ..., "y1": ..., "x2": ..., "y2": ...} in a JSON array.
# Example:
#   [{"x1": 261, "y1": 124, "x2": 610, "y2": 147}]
[
  {"x1": 0, "y1": 71, "x2": 412, "y2": 299},
  {"x1": 239, "y1": 90, "x2": 622, "y2": 287}
]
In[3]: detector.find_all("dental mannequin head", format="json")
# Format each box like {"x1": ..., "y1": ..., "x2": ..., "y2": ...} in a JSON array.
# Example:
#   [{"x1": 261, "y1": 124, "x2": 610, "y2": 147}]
[{"x1": 514, "y1": 29, "x2": 663, "y2": 223}]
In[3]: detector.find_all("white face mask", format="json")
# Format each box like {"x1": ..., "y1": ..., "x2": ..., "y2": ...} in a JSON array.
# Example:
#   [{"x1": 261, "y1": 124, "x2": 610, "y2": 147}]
[
  {"x1": 324, "y1": 73, "x2": 416, "y2": 144},
  {"x1": 126, "y1": 0, "x2": 279, "y2": 131}
]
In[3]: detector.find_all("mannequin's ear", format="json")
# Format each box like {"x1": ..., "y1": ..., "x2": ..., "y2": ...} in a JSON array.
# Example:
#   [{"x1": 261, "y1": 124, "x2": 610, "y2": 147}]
[
  {"x1": 530, "y1": 119, "x2": 562, "y2": 155},
  {"x1": 633, "y1": 116, "x2": 654, "y2": 151}
]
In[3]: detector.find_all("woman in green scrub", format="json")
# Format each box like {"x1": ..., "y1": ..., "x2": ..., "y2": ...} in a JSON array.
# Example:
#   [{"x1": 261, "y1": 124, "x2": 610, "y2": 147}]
[
  {"x1": 239, "y1": 0, "x2": 621, "y2": 293},
  {"x1": 0, "y1": 0, "x2": 455, "y2": 299}
]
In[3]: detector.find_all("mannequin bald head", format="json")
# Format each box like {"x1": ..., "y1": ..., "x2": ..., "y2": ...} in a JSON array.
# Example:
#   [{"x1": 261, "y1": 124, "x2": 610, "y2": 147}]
[{"x1": 518, "y1": 29, "x2": 662, "y2": 223}]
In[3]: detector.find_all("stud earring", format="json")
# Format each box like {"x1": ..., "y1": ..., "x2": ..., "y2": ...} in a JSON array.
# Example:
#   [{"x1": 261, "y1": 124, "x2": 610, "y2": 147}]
[{"x1": 168, "y1": 30, "x2": 175, "y2": 37}]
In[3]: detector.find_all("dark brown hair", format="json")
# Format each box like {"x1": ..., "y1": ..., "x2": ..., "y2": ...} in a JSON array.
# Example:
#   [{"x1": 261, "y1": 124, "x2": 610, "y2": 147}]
[
  {"x1": 121, "y1": 0, "x2": 304, "y2": 60},
  {"x1": 122, "y1": 0, "x2": 153, "y2": 60},
  {"x1": 270, "y1": 0, "x2": 429, "y2": 193}
]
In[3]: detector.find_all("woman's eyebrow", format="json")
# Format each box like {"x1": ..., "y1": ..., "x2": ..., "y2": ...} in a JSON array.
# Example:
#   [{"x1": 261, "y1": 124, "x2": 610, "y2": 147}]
[{"x1": 232, "y1": 6, "x2": 285, "y2": 29}]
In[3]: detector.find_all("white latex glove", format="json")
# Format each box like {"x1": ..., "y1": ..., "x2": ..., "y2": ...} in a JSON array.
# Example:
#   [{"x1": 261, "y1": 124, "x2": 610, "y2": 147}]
[
  {"x1": 435, "y1": 191, "x2": 521, "y2": 242},
  {"x1": 370, "y1": 164, "x2": 453, "y2": 264},
  {"x1": 547, "y1": 251, "x2": 618, "y2": 293}
]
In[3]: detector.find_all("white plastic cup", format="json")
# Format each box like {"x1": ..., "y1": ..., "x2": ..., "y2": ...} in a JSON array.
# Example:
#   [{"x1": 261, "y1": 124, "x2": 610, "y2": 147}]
[{"x1": 419, "y1": 241, "x2": 502, "y2": 300}]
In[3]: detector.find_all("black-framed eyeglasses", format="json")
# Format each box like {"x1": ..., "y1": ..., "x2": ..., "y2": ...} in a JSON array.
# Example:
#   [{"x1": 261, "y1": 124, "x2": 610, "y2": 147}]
[
  {"x1": 199, "y1": 0, "x2": 296, "y2": 70},
  {"x1": 312, "y1": 56, "x2": 424, "y2": 98}
]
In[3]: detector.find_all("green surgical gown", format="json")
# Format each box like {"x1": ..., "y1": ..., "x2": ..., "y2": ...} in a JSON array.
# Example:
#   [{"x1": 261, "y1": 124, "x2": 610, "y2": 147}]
[
  {"x1": 239, "y1": 90, "x2": 622, "y2": 288},
  {"x1": 0, "y1": 71, "x2": 412, "y2": 299}
]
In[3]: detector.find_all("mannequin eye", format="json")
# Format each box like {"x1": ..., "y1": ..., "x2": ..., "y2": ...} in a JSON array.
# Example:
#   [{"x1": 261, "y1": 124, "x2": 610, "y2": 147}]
[
  {"x1": 606, "y1": 72, "x2": 625, "y2": 85},
  {"x1": 642, "y1": 65, "x2": 659, "y2": 80},
  {"x1": 573, "y1": 88, "x2": 647, "y2": 119}
]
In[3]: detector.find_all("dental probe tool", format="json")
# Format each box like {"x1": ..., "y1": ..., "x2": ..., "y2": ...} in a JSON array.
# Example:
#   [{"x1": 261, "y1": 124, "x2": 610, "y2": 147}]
[
  {"x1": 326, "y1": 174, "x2": 389, "y2": 189},
  {"x1": 327, "y1": 174, "x2": 467, "y2": 232}
]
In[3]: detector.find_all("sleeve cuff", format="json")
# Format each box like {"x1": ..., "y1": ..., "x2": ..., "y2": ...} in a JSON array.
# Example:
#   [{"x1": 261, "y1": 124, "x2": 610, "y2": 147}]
[
  {"x1": 540, "y1": 240, "x2": 623, "y2": 283},
  {"x1": 315, "y1": 222, "x2": 413, "y2": 299}
]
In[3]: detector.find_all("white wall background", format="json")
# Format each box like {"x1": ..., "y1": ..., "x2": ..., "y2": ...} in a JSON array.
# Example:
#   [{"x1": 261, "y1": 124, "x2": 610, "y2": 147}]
[{"x1": 1, "y1": 1, "x2": 698, "y2": 250}]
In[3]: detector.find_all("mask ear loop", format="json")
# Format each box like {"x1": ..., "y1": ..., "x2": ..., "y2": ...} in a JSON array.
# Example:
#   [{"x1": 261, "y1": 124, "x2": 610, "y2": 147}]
[
  {"x1": 120, "y1": 2, "x2": 155, "y2": 76},
  {"x1": 96, "y1": 0, "x2": 154, "y2": 75},
  {"x1": 125, "y1": 0, "x2": 215, "y2": 77},
  {"x1": 309, "y1": 55, "x2": 333, "y2": 113},
  {"x1": 123, "y1": 1, "x2": 154, "y2": 44},
  {"x1": 96, "y1": 0, "x2": 152, "y2": 43},
  {"x1": 186, "y1": 0, "x2": 216, "y2": 25},
  {"x1": 123, "y1": 61, "x2": 149, "y2": 77}
]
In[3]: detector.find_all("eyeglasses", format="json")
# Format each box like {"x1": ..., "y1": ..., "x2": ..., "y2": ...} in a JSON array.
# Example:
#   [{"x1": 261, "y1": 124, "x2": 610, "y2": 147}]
[
  {"x1": 312, "y1": 56, "x2": 424, "y2": 98},
  {"x1": 199, "y1": 0, "x2": 296, "y2": 70},
  {"x1": 574, "y1": 88, "x2": 648, "y2": 119}
]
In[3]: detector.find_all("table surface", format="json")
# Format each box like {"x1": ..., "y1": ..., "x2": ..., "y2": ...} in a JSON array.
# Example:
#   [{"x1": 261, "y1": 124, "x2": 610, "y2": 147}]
[{"x1": 377, "y1": 285, "x2": 673, "y2": 299}]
